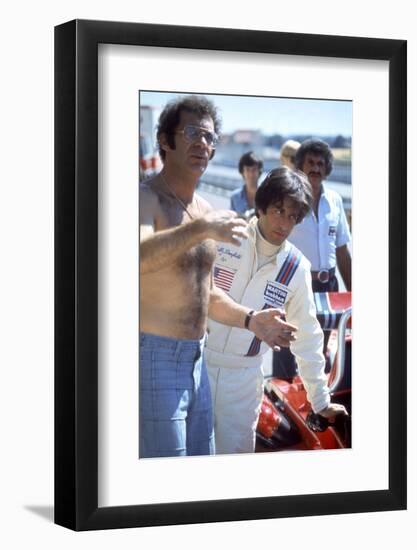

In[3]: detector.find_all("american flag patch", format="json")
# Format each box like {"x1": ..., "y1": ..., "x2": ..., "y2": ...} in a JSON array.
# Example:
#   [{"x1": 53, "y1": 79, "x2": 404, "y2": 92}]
[{"x1": 214, "y1": 266, "x2": 236, "y2": 292}]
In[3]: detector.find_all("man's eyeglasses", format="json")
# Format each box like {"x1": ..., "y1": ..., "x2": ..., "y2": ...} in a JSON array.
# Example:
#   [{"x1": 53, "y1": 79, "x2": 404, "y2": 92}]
[{"x1": 175, "y1": 125, "x2": 219, "y2": 147}]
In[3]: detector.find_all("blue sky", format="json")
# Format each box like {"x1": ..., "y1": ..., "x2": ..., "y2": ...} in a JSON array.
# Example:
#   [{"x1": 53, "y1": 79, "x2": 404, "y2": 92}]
[{"x1": 140, "y1": 90, "x2": 352, "y2": 137}]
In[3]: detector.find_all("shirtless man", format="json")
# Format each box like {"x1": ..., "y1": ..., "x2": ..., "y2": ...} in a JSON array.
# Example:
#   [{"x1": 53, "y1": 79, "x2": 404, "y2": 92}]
[{"x1": 139, "y1": 95, "x2": 297, "y2": 458}]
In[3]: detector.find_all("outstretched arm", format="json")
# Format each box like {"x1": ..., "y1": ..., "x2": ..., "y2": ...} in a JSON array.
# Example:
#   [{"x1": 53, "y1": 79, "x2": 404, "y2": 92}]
[
  {"x1": 140, "y1": 186, "x2": 202, "y2": 274},
  {"x1": 287, "y1": 268, "x2": 347, "y2": 418},
  {"x1": 209, "y1": 283, "x2": 298, "y2": 350},
  {"x1": 140, "y1": 221, "x2": 207, "y2": 274},
  {"x1": 140, "y1": 186, "x2": 249, "y2": 274}
]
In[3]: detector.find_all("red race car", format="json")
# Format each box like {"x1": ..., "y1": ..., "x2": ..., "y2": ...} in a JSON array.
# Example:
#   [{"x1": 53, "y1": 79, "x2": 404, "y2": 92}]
[{"x1": 256, "y1": 292, "x2": 352, "y2": 452}]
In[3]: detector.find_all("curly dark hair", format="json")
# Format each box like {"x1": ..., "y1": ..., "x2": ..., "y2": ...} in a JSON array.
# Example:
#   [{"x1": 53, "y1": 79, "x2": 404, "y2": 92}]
[
  {"x1": 294, "y1": 138, "x2": 334, "y2": 177},
  {"x1": 255, "y1": 167, "x2": 312, "y2": 224},
  {"x1": 156, "y1": 95, "x2": 221, "y2": 161},
  {"x1": 238, "y1": 151, "x2": 264, "y2": 174}
]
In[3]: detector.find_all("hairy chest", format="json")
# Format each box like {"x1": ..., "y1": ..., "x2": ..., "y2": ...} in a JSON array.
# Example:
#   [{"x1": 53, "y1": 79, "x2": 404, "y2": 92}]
[{"x1": 175, "y1": 240, "x2": 216, "y2": 275}]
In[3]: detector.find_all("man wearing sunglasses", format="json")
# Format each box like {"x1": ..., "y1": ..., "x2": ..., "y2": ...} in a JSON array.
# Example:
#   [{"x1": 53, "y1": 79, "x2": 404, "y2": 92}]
[{"x1": 139, "y1": 95, "x2": 297, "y2": 458}]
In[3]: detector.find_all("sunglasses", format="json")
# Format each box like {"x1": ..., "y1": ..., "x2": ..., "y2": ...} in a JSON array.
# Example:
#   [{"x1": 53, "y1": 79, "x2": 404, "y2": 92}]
[{"x1": 175, "y1": 125, "x2": 219, "y2": 147}]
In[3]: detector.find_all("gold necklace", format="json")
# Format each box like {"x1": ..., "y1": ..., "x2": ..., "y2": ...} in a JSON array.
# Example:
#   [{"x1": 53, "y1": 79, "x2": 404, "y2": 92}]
[{"x1": 160, "y1": 172, "x2": 198, "y2": 220}]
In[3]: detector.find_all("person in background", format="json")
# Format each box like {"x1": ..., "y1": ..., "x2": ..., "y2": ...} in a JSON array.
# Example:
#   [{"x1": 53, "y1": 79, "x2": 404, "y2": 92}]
[
  {"x1": 280, "y1": 139, "x2": 301, "y2": 170},
  {"x1": 290, "y1": 138, "x2": 351, "y2": 293},
  {"x1": 206, "y1": 167, "x2": 347, "y2": 455},
  {"x1": 230, "y1": 151, "x2": 263, "y2": 217}
]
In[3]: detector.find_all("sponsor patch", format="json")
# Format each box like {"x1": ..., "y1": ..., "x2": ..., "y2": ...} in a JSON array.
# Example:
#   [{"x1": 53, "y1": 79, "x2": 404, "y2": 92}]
[
  {"x1": 263, "y1": 281, "x2": 288, "y2": 308},
  {"x1": 246, "y1": 246, "x2": 300, "y2": 357},
  {"x1": 328, "y1": 226, "x2": 337, "y2": 237}
]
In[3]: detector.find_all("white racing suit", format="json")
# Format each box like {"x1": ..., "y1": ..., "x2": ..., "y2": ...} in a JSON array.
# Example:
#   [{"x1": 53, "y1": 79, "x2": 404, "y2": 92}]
[{"x1": 206, "y1": 219, "x2": 330, "y2": 454}]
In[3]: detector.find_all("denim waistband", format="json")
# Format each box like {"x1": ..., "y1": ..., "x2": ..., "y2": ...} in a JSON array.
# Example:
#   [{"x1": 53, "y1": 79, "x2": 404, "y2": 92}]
[{"x1": 139, "y1": 332, "x2": 207, "y2": 353}]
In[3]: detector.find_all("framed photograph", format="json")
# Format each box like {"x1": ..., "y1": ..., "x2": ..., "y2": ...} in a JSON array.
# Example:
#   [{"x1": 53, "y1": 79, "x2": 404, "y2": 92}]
[{"x1": 55, "y1": 19, "x2": 406, "y2": 531}]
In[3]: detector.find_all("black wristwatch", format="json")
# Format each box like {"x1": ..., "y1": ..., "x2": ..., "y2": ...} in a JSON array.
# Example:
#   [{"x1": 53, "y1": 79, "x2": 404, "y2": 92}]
[{"x1": 244, "y1": 310, "x2": 255, "y2": 329}]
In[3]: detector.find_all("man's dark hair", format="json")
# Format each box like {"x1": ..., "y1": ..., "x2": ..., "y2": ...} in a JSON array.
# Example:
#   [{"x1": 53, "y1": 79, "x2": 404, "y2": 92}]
[
  {"x1": 156, "y1": 95, "x2": 221, "y2": 160},
  {"x1": 294, "y1": 138, "x2": 334, "y2": 177},
  {"x1": 255, "y1": 167, "x2": 312, "y2": 224},
  {"x1": 238, "y1": 151, "x2": 264, "y2": 175}
]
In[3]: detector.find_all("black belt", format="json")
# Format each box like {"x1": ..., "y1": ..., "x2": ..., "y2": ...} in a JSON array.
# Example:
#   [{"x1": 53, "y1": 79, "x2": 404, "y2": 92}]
[{"x1": 311, "y1": 268, "x2": 335, "y2": 283}]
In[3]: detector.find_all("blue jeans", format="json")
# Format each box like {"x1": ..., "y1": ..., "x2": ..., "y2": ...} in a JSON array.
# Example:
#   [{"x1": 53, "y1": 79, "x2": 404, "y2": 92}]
[{"x1": 139, "y1": 332, "x2": 215, "y2": 458}]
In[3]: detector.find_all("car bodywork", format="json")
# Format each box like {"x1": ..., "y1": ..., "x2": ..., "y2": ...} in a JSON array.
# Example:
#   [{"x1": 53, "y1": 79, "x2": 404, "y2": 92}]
[{"x1": 256, "y1": 292, "x2": 352, "y2": 452}]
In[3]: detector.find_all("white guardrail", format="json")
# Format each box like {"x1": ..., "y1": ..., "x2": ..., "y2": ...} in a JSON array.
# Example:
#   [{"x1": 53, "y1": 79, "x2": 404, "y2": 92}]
[{"x1": 199, "y1": 164, "x2": 352, "y2": 211}]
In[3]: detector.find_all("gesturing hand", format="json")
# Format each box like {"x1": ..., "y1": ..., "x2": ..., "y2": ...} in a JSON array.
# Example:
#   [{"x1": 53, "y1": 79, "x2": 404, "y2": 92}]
[
  {"x1": 249, "y1": 308, "x2": 298, "y2": 351},
  {"x1": 202, "y1": 210, "x2": 249, "y2": 246}
]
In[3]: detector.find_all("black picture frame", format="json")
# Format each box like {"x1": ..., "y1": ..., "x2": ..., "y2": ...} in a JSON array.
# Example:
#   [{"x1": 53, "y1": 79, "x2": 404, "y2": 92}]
[{"x1": 55, "y1": 19, "x2": 407, "y2": 531}]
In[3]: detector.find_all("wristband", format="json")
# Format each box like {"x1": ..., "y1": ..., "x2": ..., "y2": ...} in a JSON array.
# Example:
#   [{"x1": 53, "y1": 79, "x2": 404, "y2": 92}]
[{"x1": 244, "y1": 310, "x2": 255, "y2": 329}]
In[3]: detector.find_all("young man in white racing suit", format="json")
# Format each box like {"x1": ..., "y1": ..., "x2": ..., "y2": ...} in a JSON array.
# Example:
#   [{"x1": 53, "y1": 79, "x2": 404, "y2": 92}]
[{"x1": 206, "y1": 167, "x2": 347, "y2": 454}]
